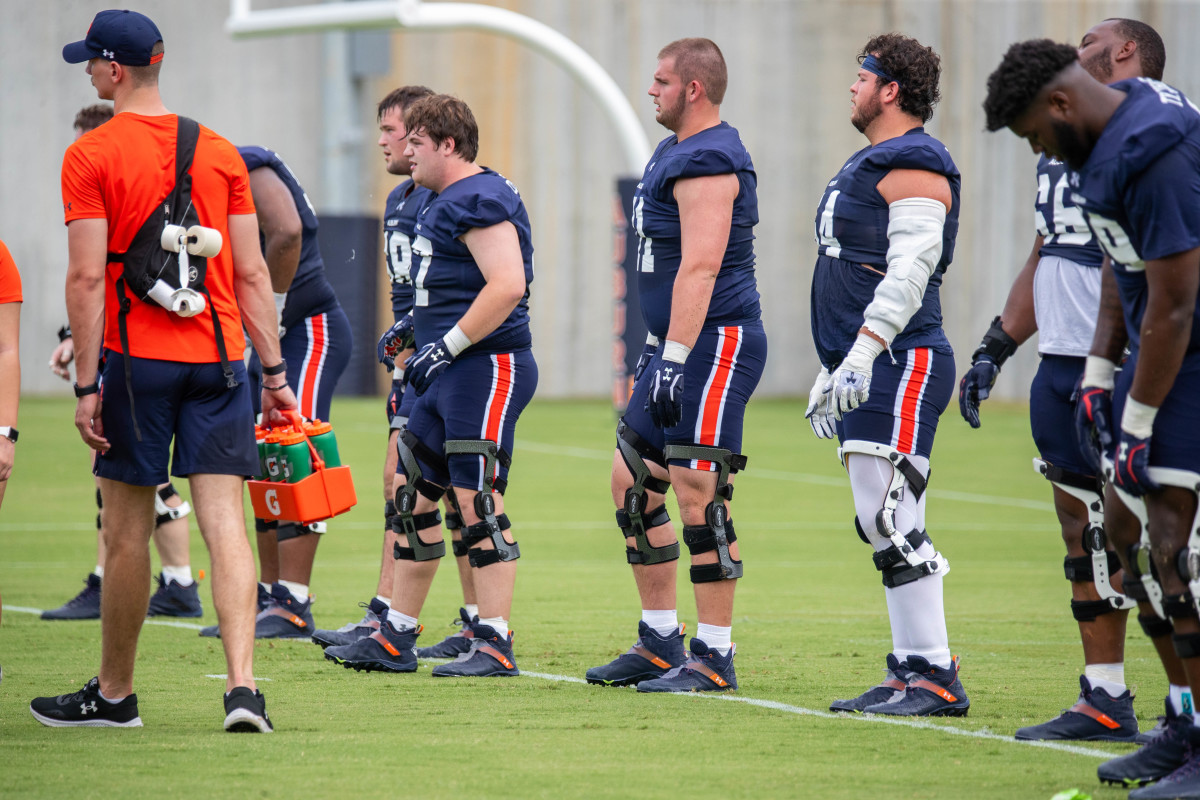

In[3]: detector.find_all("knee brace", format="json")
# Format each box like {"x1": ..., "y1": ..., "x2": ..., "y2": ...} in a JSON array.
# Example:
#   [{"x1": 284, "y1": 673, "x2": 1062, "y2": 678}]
[
  {"x1": 277, "y1": 520, "x2": 325, "y2": 542},
  {"x1": 443, "y1": 439, "x2": 519, "y2": 568},
  {"x1": 1111, "y1": 480, "x2": 1168, "y2": 619},
  {"x1": 1139, "y1": 612, "x2": 1174, "y2": 639},
  {"x1": 1071, "y1": 599, "x2": 1121, "y2": 622},
  {"x1": 95, "y1": 486, "x2": 103, "y2": 530},
  {"x1": 1164, "y1": 592, "x2": 1200, "y2": 623},
  {"x1": 871, "y1": 529, "x2": 947, "y2": 588},
  {"x1": 384, "y1": 499, "x2": 396, "y2": 529},
  {"x1": 842, "y1": 441, "x2": 949, "y2": 585},
  {"x1": 615, "y1": 420, "x2": 678, "y2": 566},
  {"x1": 663, "y1": 442, "x2": 747, "y2": 582},
  {"x1": 1037, "y1": 459, "x2": 1131, "y2": 611},
  {"x1": 1174, "y1": 631, "x2": 1200, "y2": 659},
  {"x1": 393, "y1": 429, "x2": 448, "y2": 562},
  {"x1": 154, "y1": 483, "x2": 192, "y2": 528}
]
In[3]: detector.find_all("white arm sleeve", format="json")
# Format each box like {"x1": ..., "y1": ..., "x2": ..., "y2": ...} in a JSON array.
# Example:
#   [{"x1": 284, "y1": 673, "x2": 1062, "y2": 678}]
[{"x1": 861, "y1": 197, "x2": 947, "y2": 345}]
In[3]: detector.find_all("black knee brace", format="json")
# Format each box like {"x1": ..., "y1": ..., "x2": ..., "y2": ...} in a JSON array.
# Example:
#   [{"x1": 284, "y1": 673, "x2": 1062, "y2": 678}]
[
  {"x1": 1064, "y1": 552, "x2": 1122, "y2": 583},
  {"x1": 393, "y1": 428, "x2": 448, "y2": 561},
  {"x1": 1122, "y1": 575, "x2": 1150, "y2": 601},
  {"x1": 871, "y1": 529, "x2": 940, "y2": 588},
  {"x1": 452, "y1": 539, "x2": 469, "y2": 558},
  {"x1": 1164, "y1": 592, "x2": 1199, "y2": 622},
  {"x1": 683, "y1": 521, "x2": 742, "y2": 583},
  {"x1": 461, "y1": 508, "x2": 516, "y2": 568},
  {"x1": 384, "y1": 499, "x2": 396, "y2": 529},
  {"x1": 1071, "y1": 599, "x2": 1120, "y2": 622},
  {"x1": 615, "y1": 420, "x2": 678, "y2": 566},
  {"x1": 277, "y1": 521, "x2": 325, "y2": 542},
  {"x1": 95, "y1": 486, "x2": 102, "y2": 530},
  {"x1": 1139, "y1": 613, "x2": 1174, "y2": 639},
  {"x1": 393, "y1": 510, "x2": 445, "y2": 561},
  {"x1": 663, "y1": 442, "x2": 746, "y2": 583},
  {"x1": 442, "y1": 438, "x2": 519, "y2": 568},
  {"x1": 1173, "y1": 631, "x2": 1200, "y2": 659}
]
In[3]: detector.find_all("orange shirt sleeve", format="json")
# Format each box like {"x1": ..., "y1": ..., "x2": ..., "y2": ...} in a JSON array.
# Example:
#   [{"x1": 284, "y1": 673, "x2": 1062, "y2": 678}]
[
  {"x1": 61, "y1": 138, "x2": 107, "y2": 224},
  {"x1": 0, "y1": 240, "x2": 23, "y2": 303}
]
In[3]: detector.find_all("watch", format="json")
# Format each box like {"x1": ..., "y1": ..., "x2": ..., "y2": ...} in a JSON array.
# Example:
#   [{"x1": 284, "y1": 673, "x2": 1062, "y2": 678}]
[
  {"x1": 74, "y1": 382, "x2": 100, "y2": 397},
  {"x1": 0, "y1": 426, "x2": 17, "y2": 443},
  {"x1": 262, "y1": 359, "x2": 287, "y2": 377}
]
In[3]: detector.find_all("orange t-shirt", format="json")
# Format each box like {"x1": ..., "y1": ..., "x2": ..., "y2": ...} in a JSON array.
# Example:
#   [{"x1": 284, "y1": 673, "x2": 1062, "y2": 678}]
[
  {"x1": 61, "y1": 113, "x2": 254, "y2": 362},
  {"x1": 0, "y1": 240, "x2": 21, "y2": 304}
]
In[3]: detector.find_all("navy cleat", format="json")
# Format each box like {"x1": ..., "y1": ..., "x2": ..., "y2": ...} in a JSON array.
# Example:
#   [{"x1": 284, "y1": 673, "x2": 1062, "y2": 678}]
[
  {"x1": 862, "y1": 655, "x2": 969, "y2": 717},
  {"x1": 41, "y1": 574, "x2": 101, "y2": 620},
  {"x1": 1129, "y1": 723, "x2": 1200, "y2": 799},
  {"x1": 830, "y1": 653, "x2": 911, "y2": 713},
  {"x1": 311, "y1": 598, "x2": 388, "y2": 649},
  {"x1": 586, "y1": 621, "x2": 686, "y2": 687},
  {"x1": 324, "y1": 620, "x2": 420, "y2": 673},
  {"x1": 146, "y1": 573, "x2": 203, "y2": 618},
  {"x1": 636, "y1": 638, "x2": 737, "y2": 693},
  {"x1": 223, "y1": 686, "x2": 273, "y2": 733},
  {"x1": 431, "y1": 623, "x2": 519, "y2": 677},
  {"x1": 1100, "y1": 704, "x2": 1193, "y2": 788},
  {"x1": 253, "y1": 584, "x2": 315, "y2": 639},
  {"x1": 30, "y1": 677, "x2": 142, "y2": 728},
  {"x1": 1137, "y1": 699, "x2": 1172, "y2": 745},
  {"x1": 1015, "y1": 675, "x2": 1139, "y2": 742},
  {"x1": 200, "y1": 583, "x2": 272, "y2": 638},
  {"x1": 417, "y1": 608, "x2": 476, "y2": 659}
]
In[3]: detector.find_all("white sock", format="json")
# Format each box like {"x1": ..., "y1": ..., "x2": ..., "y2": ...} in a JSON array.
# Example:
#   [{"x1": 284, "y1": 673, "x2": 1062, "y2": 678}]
[
  {"x1": 259, "y1": 581, "x2": 272, "y2": 594},
  {"x1": 1084, "y1": 663, "x2": 1126, "y2": 696},
  {"x1": 464, "y1": 603, "x2": 479, "y2": 620},
  {"x1": 93, "y1": 566, "x2": 104, "y2": 579},
  {"x1": 696, "y1": 623, "x2": 732, "y2": 655},
  {"x1": 478, "y1": 616, "x2": 508, "y2": 637},
  {"x1": 98, "y1": 688, "x2": 126, "y2": 704},
  {"x1": 278, "y1": 580, "x2": 308, "y2": 604},
  {"x1": 387, "y1": 609, "x2": 419, "y2": 631},
  {"x1": 885, "y1": 542, "x2": 951, "y2": 669},
  {"x1": 374, "y1": 595, "x2": 391, "y2": 607},
  {"x1": 641, "y1": 609, "x2": 679, "y2": 637},
  {"x1": 161, "y1": 565, "x2": 193, "y2": 586},
  {"x1": 1170, "y1": 684, "x2": 1194, "y2": 716}
]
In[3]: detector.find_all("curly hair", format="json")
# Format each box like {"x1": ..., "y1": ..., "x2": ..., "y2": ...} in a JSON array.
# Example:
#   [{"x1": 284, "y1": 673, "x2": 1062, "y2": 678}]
[
  {"x1": 859, "y1": 33, "x2": 941, "y2": 122},
  {"x1": 403, "y1": 94, "x2": 479, "y2": 162},
  {"x1": 983, "y1": 39, "x2": 1078, "y2": 131},
  {"x1": 73, "y1": 104, "x2": 113, "y2": 134}
]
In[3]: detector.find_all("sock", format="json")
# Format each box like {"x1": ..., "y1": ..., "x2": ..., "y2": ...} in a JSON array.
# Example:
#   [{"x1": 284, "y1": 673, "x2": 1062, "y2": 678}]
[
  {"x1": 278, "y1": 579, "x2": 308, "y2": 604},
  {"x1": 374, "y1": 595, "x2": 391, "y2": 608},
  {"x1": 161, "y1": 565, "x2": 193, "y2": 586},
  {"x1": 696, "y1": 623, "x2": 732, "y2": 655},
  {"x1": 464, "y1": 603, "x2": 479, "y2": 620},
  {"x1": 387, "y1": 609, "x2": 419, "y2": 632},
  {"x1": 259, "y1": 581, "x2": 271, "y2": 594},
  {"x1": 1170, "y1": 684, "x2": 1194, "y2": 716},
  {"x1": 885, "y1": 542, "x2": 951, "y2": 670},
  {"x1": 1084, "y1": 663, "x2": 1126, "y2": 696},
  {"x1": 98, "y1": 687, "x2": 126, "y2": 704},
  {"x1": 641, "y1": 609, "x2": 679, "y2": 637},
  {"x1": 478, "y1": 616, "x2": 508, "y2": 637},
  {"x1": 93, "y1": 566, "x2": 104, "y2": 579}
]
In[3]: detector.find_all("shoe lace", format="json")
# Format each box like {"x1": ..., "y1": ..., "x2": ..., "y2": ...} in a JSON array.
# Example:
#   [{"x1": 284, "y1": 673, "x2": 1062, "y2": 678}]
[{"x1": 66, "y1": 584, "x2": 100, "y2": 607}]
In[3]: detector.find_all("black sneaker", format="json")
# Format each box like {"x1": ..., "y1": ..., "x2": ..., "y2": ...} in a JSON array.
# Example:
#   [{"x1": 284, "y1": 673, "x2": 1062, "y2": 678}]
[
  {"x1": 1015, "y1": 675, "x2": 1139, "y2": 742},
  {"x1": 1100, "y1": 705, "x2": 1193, "y2": 787},
  {"x1": 830, "y1": 653, "x2": 911, "y2": 713},
  {"x1": 862, "y1": 655, "x2": 969, "y2": 717},
  {"x1": 223, "y1": 686, "x2": 274, "y2": 733},
  {"x1": 147, "y1": 573, "x2": 203, "y2": 618},
  {"x1": 311, "y1": 598, "x2": 389, "y2": 649},
  {"x1": 1129, "y1": 724, "x2": 1200, "y2": 799},
  {"x1": 431, "y1": 623, "x2": 519, "y2": 677},
  {"x1": 636, "y1": 638, "x2": 737, "y2": 693},
  {"x1": 199, "y1": 584, "x2": 272, "y2": 638},
  {"x1": 41, "y1": 574, "x2": 101, "y2": 620},
  {"x1": 586, "y1": 621, "x2": 687, "y2": 687},
  {"x1": 417, "y1": 608, "x2": 477, "y2": 659},
  {"x1": 324, "y1": 620, "x2": 421, "y2": 673},
  {"x1": 30, "y1": 677, "x2": 142, "y2": 727}
]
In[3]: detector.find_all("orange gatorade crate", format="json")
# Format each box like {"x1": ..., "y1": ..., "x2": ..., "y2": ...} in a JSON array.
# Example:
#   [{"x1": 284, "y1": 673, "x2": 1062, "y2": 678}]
[{"x1": 247, "y1": 412, "x2": 357, "y2": 525}]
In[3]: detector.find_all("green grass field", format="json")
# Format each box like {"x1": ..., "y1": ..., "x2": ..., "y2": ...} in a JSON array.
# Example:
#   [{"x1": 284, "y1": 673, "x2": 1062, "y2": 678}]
[{"x1": 0, "y1": 395, "x2": 1164, "y2": 799}]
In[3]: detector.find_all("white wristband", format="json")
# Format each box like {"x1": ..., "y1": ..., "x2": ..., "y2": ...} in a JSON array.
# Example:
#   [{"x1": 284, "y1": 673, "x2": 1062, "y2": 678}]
[
  {"x1": 662, "y1": 339, "x2": 691, "y2": 364},
  {"x1": 1121, "y1": 396, "x2": 1158, "y2": 439},
  {"x1": 645, "y1": 333, "x2": 661, "y2": 348},
  {"x1": 1083, "y1": 356, "x2": 1117, "y2": 391},
  {"x1": 443, "y1": 324, "x2": 472, "y2": 357}
]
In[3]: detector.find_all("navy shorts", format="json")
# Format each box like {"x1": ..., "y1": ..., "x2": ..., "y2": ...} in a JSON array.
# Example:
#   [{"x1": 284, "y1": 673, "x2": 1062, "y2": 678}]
[
  {"x1": 400, "y1": 349, "x2": 538, "y2": 493},
  {"x1": 836, "y1": 346, "x2": 954, "y2": 458},
  {"x1": 249, "y1": 306, "x2": 352, "y2": 421},
  {"x1": 94, "y1": 350, "x2": 258, "y2": 486},
  {"x1": 623, "y1": 322, "x2": 768, "y2": 470},
  {"x1": 1030, "y1": 354, "x2": 1094, "y2": 477},
  {"x1": 1112, "y1": 348, "x2": 1200, "y2": 471}
]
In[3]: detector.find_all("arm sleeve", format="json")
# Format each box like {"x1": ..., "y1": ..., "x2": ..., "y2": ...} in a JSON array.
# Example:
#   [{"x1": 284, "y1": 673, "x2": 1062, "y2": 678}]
[{"x1": 861, "y1": 198, "x2": 946, "y2": 344}]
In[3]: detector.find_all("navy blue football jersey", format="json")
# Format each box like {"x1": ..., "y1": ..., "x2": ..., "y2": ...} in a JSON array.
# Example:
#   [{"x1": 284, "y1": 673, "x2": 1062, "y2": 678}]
[
  {"x1": 410, "y1": 168, "x2": 534, "y2": 354},
  {"x1": 1036, "y1": 156, "x2": 1103, "y2": 267},
  {"x1": 238, "y1": 146, "x2": 338, "y2": 327},
  {"x1": 383, "y1": 179, "x2": 434, "y2": 322},
  {"x1": 810, "y1": 128, "x2": 959, "y2": 368},
  {"x1": 1071, "y1": 79, "x2": 1200, "y2": 350},
  {"x1": 632, "y1": 122, "x2": 761, "y2": 338}
]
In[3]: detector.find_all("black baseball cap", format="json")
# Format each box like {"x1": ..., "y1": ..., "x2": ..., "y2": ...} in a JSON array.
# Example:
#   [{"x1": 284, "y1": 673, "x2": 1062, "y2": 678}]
[{"x1": 62, "y1": 10, "x2": 163, "y2": 66}]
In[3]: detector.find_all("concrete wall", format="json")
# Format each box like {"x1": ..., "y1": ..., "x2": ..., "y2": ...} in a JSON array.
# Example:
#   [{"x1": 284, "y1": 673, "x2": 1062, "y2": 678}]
[{"x1": 6, "y1": 0, "x2": 1199, "y2": 399}]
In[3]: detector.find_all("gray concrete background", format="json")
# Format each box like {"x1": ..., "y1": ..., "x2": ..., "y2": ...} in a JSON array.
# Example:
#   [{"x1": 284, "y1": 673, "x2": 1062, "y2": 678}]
[{"x1": 6, "y1": 0, "x2": 1199, "y2": 398}]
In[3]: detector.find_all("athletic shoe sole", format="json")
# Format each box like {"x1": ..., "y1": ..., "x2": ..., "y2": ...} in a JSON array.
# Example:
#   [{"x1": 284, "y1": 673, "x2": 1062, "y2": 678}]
[
  {"x1": 29, "y1": 709, "x2": 143, "y2": 728},
  {"x1": 223, "y1": 708, "x2": 273, "y2": 733},
  {"x1": 585, "y1": 675, "x2": 646, "y2": 687},
  {"x1": 323, "y1": 652, "x2": 416, "y2": 673}
]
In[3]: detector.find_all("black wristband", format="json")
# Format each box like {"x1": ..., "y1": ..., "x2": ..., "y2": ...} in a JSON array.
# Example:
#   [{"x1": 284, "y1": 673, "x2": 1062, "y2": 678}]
[
  {"x1": 57, "y1": 325, "x2": 72, "y2": 342},
  {"x1": 73, "y1": 382, "x2": 99, "y2": 397},
  {"x1": 262, "y1": 359, "x2": 287, "y2": 376},
  {"x1": 972, "y1": 316, "x2": 1019, "y2": 367},
  {"x1": 263, "y1": 384, "x2": 289, "y2": 392}
]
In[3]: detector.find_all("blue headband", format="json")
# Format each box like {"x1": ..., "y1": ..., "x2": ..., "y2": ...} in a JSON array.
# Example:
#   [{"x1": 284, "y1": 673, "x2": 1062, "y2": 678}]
[{"x1": 861, "y1": 54, "x2": 901, "y2": 88}]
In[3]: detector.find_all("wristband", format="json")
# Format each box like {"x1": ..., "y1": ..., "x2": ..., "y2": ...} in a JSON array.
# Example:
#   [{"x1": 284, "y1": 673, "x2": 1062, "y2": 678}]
[
  {"x1": 57, "y1": 325, "x2": 72, "y2": 342},
  {"x1": 74, "y1": 382, "x2": 99, "y2": 397},
  {"x1": 1083, "y1": 356, "x2": 1117, "y2": 391},
  {"x1": 645, "y1": 333, "x2": 661, "y2": 348},
  {"x1": 972, "y1": 316, "x2": 1018, "y2": 366},
  {"x1": 662, "y1": 339, "x2": 691, "y2": 364},
  {"x1": 262, "y1": 359, "x2": 287, "y2": 377},
  {"x1": 263, "y1": 383, "x2": 290, "y2": 392},
  {"x1": 443, "y1": 324, "x2": 472, "y2": 358},
  {"x1": 1122, "y1": 396, "x2": 1158, "y2": 439}
]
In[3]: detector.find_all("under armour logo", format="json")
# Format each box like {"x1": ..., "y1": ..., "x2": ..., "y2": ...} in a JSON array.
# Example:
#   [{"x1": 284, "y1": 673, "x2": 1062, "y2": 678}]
[
  {"x1": 1117, "y1": 442, "x2": 1130, "y2": 462},
  {"x1": 663, "y1": 367, "x2": 673, "y2": 377},
  {"x1": 81, "y1": 701, "x2": 98, "y2": 714},
  {"x1": 435, "y1": 348, "x2": 445, "y2": 358},
  {"x1": 102, "y1": 49, "x2": 114, "y2": 59}
]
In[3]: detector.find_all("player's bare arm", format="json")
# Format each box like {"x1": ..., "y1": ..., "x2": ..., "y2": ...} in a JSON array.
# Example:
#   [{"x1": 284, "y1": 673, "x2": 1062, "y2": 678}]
[
  {"x1": 65, "y1": 217, "x2": 110, "y2": 451},
  {"x1": 996, "y1": 234, "x2": 1043, "y2": 345},
  {"x1": 0, "y1": 301, "x2": 19, "y2": 481},
  {"x1": 248, "y1": 167, "x2": 302, "y2": 294},
  {"x1": 456, "y1": 220, "x2": 527, "y2": 342},
  {"x1": 666, "y1": 173, "x2": 737, "y2": 349},
  {"x1": 1128, "y1": 246, "x2": 1200, "y2": 408},
  {"x1": 1088, "y1": 259, "x2": 1129, "y2": 364}
]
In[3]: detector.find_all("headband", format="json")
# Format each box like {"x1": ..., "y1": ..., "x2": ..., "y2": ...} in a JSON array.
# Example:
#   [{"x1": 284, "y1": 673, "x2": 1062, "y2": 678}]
[{"x1": 861, "y1": 54, "x2": 902, "y2": 88}]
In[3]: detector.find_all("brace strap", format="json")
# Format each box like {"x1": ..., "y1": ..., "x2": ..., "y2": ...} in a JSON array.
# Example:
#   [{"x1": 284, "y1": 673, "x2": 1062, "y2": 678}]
[
  {"x1": 1071, "y1": 598, "x2": 1120, "y2": 622},
  {"x1": 663, "y1": 443, "x2": 745, "y2": 581},
  {"x1": 684, "y1": 521, "x2": 743, "y2": 583},
  {"x1": 154, "y1": 483, "x2": 191, "y2": 527},
  {"x1": 1173, "y1": 631, "x2": 1200, "y2": 660},
  {"x1": 462, "y1": 490, "x2": 519, "y2": 568},
  {"x1": 1139, "y1": 613, "x2": 1174, "y2": 639},
  {"x1": 619, "y1": 504, "x2": 677, "y2": 565},
  {"x1": 392, "y1": 509, "x2": 446, "y2": 561},
  {"x1": 451, "y1": 539, "x2": 469, "y2": 558},
  {"x1": 1164, "y1": 592, "x2": 1200, "y2": 621},
  {"x1": 384, "y1": 499, "x2": 396, "y2": 527},
  {"x1": 443, "y1": 439, "x2": 511, "y2": 496},
  {"x1": 872, "y1": 529, "x2": 947, "y2": 588},
  {"x1": 842, "y1": 441, "x2": 935, "y2": 573}
]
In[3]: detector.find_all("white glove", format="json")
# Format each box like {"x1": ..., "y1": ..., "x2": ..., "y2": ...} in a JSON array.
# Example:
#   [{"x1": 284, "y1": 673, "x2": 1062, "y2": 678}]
[
  {"x1": 828, "y1": 334, "x2": 885, "y2": 419},
  {"x1": 805, "y1": 366, "x2": 837, "y2": 439}
]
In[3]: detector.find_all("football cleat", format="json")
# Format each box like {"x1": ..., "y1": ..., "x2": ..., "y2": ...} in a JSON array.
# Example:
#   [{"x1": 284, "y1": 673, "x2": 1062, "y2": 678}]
[
  {"x1": 146, "y1": 573, "x2": 203, "y2": 618},
  {"x1": 431, "y1": 623, "x2": 518, "y2": 677},
  {"x1": 253, "y1": 584, "x2": 315, "y2": 639},
  {"x1": 40, "y1": 574, "x2": 102, "y2": 620},
  {"x1": 586, "y1": 621, "x2": 686, "y2": 687},
  {"x1": 311, "y1": 598, "x2": 389, "y2": 649},
  {"x1": 1015, "y1": 675, "x2": 1139, "y2": 742},
  {"x1": 636, "y1": 638, "x2": 737, "y2": 693},
  {"x1": 863, "y1": 655, "x2": 969, "y2": 717},
  {"x1": 1128, "y1": 724, "x2": 1200, "y2": 799},
  {"x1": 830, "y1": 653, "x2": 911, "y2": 713},
  {"x1": 416, "y1": 607, "x2": 477, "y2": 659},
  {"x1": 200, "y1": 583, "x2": 272, "y2": 638},
  {"x1": 1100, "y1": 704, "x2": 1193, "y2": 788},
  {"x1": 324, "y1": 620, "x2": 420, "y2": 673}
]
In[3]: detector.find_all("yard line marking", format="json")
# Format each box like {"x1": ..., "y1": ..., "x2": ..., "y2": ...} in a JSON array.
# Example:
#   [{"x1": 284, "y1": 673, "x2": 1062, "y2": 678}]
[
  {"x1": 516, "y1": 439, "x2": 1056, "y2": 512},
  {"x1": 7, "y1": 606, "x2": 206, "y2": 631}
]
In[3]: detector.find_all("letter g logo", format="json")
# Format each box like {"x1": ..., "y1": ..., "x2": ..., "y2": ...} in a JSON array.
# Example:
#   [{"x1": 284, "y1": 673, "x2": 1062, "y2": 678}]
[{"x1": 265, "y1": 489, "x2": 281, "y2": 516}]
